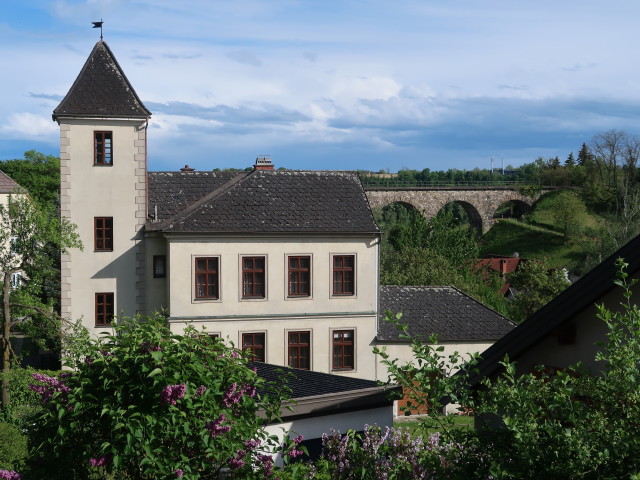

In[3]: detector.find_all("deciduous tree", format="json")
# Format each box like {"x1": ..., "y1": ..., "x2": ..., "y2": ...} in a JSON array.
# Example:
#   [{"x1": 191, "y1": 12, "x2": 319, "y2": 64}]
[{"x1": 0, "y1": 195, "x2": 80, "y2": 407}]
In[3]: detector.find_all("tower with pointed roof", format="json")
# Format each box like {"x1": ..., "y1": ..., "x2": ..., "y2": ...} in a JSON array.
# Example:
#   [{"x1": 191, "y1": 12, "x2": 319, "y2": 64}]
[{"x1": 53, "y1": 40, "x2": 151, "y2": 331}]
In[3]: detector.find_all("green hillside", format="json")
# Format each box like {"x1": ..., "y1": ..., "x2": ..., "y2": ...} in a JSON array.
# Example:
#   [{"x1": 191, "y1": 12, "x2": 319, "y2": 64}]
[{"x1": 480, "y1": 190, "x2": 609, "y2": 275}]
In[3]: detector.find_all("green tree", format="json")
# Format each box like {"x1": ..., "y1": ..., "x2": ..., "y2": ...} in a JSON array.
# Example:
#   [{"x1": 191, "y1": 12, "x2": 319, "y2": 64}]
[
  {"x1": 0, "y1": 151, "x2": 60, "y2": 209},
  {"x1": 1, "y1": 195, "x2": 81, "y2": 407},
  {"x1": 507, "y1": 260, "x2": 570, "y2": 322},
  {"x1": 550, "y1": 190, "x2": 589, "y2": 243},
  {"x1": 27, "y1": 317, "x2": 293, "y2": 479}
]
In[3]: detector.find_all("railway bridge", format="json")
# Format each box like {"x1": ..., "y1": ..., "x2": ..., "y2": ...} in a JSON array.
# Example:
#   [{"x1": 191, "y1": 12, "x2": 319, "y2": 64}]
[{"x1": 364, "y1": 185, "x2": 555, "y2": 233}]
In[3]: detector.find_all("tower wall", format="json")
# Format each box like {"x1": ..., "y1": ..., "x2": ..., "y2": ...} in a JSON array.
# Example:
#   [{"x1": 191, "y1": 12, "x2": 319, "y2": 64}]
[{"x1": 59, "y1": 118, "x2": 148, "y2": 333}]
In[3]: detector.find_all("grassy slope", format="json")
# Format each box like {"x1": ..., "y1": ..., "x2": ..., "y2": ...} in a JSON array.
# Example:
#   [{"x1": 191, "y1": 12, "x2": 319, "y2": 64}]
[{"x1": 480, "y1": 191, "x2": 605, "y2": 272}]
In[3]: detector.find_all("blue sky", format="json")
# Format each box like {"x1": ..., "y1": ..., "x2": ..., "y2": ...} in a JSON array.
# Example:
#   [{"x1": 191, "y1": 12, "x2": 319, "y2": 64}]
[{"x1": 1, "y1": 1, "x2": 640, "y2": 172}]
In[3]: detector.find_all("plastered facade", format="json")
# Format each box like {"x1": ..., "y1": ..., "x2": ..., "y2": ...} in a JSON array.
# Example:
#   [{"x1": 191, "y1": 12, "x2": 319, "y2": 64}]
[{"x1": 59, "y1": 118, "x2": 148, "y2": 334}]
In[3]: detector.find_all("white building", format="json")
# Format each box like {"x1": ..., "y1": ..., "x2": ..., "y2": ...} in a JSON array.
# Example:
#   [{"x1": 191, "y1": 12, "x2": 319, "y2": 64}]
[{"x1": 53, "y1": 41, "x2": 381, "y2": 380}]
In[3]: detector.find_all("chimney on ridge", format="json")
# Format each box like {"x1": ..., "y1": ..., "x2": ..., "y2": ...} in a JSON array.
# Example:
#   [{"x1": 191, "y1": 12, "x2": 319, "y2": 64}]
[
  {"x1": 254, "y1": 155, "x2": 274, "y2": 170},
  {"x1": 180, "y1": 165, "x2": 195, "y2": 172}
]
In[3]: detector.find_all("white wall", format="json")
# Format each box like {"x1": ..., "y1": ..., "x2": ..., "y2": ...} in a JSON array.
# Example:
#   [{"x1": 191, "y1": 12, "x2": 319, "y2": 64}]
[{"x1": 265, "y1": 405, "x2": 393, "y2": 466}]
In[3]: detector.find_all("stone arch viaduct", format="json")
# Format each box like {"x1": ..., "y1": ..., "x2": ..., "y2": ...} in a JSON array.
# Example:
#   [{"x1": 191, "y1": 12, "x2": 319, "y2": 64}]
[{"x1": 365, "y1": 186, "x2": 555, "y2": 233}]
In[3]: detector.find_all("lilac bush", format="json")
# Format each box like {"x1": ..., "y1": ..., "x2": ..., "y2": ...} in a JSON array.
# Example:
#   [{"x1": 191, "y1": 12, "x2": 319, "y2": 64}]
[
  {"x1": 26, "y1": 315, "x2": 290, "y2": 479},
  {"x1": 318, "y1": 425, "x2": 471, "y2": 480}
]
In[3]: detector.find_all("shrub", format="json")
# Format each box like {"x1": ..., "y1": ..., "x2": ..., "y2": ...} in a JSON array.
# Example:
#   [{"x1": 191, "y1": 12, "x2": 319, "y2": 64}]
[
  {"x1": 0, "y1": 422, "x2": 27, "y2": 471},
  {"x1": 26, "y1": 315, "x2": 291, "y2": 479}
]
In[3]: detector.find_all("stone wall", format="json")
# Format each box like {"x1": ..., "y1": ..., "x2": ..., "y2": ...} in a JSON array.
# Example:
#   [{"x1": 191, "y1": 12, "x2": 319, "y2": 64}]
[{"x1": 365, "y1": 187, "x2": 550, "y2": 233}]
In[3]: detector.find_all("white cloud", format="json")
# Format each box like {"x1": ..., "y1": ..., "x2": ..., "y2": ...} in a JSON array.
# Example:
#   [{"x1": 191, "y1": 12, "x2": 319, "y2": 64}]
[{"x1": 0, "y1": 113, "x2": 58, "y2": 138}]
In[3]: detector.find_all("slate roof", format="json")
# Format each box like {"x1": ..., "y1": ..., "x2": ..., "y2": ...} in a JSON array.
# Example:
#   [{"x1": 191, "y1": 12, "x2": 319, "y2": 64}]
[
  {"x1": 53, "y1": 41, "x2": 151, "y2": 120},
  {"x1": 0, "y1": 171, "x2": 24, "y2": 194},
  {"x1": 378, "y1": 285, "x2": 515, "y2": 342},
  {"x1": 147, "y1": 169, "x2": 379, "y2": 234},
  {"x1": 147, "y1": 171, "x2": 243, "y2": 221},
  {"x1": 251, "y1": 362, "x2": 380, "y2": 399}
]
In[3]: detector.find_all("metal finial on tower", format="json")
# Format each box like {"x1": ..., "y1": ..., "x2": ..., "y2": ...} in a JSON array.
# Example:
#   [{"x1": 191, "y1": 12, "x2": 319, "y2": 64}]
[{"x1": 92, "y1": 19, "x2": 104, "y2": 40}]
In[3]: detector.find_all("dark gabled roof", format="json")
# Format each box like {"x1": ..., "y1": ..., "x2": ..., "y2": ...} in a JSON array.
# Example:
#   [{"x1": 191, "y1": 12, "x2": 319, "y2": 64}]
[
  {"x1": 0, "y1": 171, "x2": 25, "y2": 194},
  {"x1": 53, "y1": 41, "x2": 151, "y2": 120},
  {"x1": 147, "y1": 171, "x2": 244, "y2": 222},
  {"x1": 468, "y1": 233, "x2": 640, "y2": 385},
  {"x1": 252, "y1": 362, "x2": 380, "y2": 399},
  {"x1": 378, "y1": 285, "x2": 515, "y2": 342},
  {"x1": 147, "y1": 169, "x2": 379, "y2": 234}
]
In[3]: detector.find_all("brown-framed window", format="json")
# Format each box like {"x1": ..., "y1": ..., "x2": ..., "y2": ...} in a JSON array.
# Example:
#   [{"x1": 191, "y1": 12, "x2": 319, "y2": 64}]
[
  {"x1": 94, "y1": 217, "x2": 113, "y2": 251},
  {"x1": 288, "y1": 331, "x2": 311, "y2": 370},
  {"x1": 288, "y1": 256, "x2": 310, "y2": 296},
  {"x1": 242, "y1": 256, "x2": 265, "y2": 298},
  {"x1": 195, "y1": 257, "x2": 219, "y2": 299},
  {"x1": 95, "y1": 292, "x2": 114, "y2": 327},
  {"x1": 94, "y1": 131, "x2": 113, "y2": 165},
  {"x1": 153, "y1": 255, "x2": 166, "y2": 278},
  {"x1": 242, "y1": 332, "x2": 265, "y2": 362},
  {"x1": 333, "y1": 255, "x2": 355, "y2": 295},
  {"x1": 332, "y1": 329, "x2": 354, "y2": 370}
]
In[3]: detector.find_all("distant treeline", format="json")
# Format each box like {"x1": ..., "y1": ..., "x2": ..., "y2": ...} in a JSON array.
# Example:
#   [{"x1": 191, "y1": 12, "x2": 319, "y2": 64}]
[{"x1": 360, "y1": 131, "x2": 640, "y2": 193}]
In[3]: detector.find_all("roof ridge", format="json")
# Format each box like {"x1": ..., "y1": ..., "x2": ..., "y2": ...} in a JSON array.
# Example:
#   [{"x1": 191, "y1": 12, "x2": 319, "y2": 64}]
[{"x1": 152, "y1": 171, "x2": 251, "y2": 230}]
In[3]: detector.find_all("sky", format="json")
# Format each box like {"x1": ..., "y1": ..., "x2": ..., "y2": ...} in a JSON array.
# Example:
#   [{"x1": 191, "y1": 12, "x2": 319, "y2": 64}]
[{"x1": 1, "y1": 1, "x2": 640, "y2": 173}]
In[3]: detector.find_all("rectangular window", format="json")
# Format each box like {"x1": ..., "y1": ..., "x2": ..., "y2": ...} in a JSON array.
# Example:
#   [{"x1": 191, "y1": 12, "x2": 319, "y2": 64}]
[
  {"x1": 94, "y1": 131, "x2": 113, "y2": 165},
  {"x1": 333, "y1": 255, "x2": 355, "y2": 295},
  {"x1": 195, "y1": 257, "x2": 219, "y2": 299},
  {"x1": 94, "y1": 217, "x2": 113, "y2": 251},
  {"x1": 153, "y1": 255, "x2": 166, "y2": 278},
  {"x1": 242, "y1": 332, "x2": 265, "y2": 362},
  {"x1": 95, "y1": 292, "x2": 114, "y2": 327},
  {"x1": 288, "y1": 256, "x2": 311, "y2": 297},
  {"x1": 288, "y1": 331, "x2": 311, "y2": 370},
  {"x1": 332, "y1": 329, "x2": 354, "y2": 370},
  {"x1": 242, "y1": 256, "x2": 265, "y2": 298}
]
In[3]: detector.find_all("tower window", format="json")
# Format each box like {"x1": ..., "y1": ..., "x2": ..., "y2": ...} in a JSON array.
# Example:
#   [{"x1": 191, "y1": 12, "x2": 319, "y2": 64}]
[
  {"x1": 94, "y1": 217, "x2": 113, "y2": 251},
  {"x1": 94, "y1": 131, "x2": 113, "y2": 165},
  {"x1": 153, "y1": 255, "x2": 167, "y2": 278},
  {"x1": 95, "y1": 292, "x2": 114, "y2": 327}
]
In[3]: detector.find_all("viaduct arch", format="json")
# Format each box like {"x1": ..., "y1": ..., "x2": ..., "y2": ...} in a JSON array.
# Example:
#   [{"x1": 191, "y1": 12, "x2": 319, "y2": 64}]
[{"x1": 365, "y1": 186, "x2": 554, "y2": 233}]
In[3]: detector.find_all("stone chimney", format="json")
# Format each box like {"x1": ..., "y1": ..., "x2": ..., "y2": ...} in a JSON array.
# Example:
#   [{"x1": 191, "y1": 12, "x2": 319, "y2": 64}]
[
  {"x1": 254, "y1": 155, "x2": 274, "y2": 170},
  {"x1": 180, "y1": 165, "x2": 195, "y2": 172}
]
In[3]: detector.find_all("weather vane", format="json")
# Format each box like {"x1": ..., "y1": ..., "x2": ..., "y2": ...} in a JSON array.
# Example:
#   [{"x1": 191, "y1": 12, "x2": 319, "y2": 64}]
[{"x1": 92, "y1": 19, "x2": 104, "y2": 40}]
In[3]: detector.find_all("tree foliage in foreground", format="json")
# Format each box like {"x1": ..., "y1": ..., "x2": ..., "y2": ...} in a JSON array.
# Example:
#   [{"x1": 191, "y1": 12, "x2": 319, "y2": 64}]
[
  {"x1": 1, "y1": 195, "x2": 81, "y2": 407},
  {"x1": 373, "y1": 258, "x2": 640, "y2": 479},
  {"x1": 27, "y1": 317, "x2": 300, "y2": 479}
]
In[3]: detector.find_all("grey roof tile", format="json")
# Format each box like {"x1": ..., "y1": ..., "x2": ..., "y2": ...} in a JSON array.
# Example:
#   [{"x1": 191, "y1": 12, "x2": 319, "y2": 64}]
[
  {"x1": 53, "y1": 41, "x2": 151, "y2": 119},
  {"x1": 251, "y1": 362, "x2": 379, "y2": 398},
  {"x1": 378, "y1": 285, "x2": 515, "y2": 342},
  {"x1": 147, "y1": 169, "x2": 379, "y2": 234},
  {"x1": 0, "y1": 171, "x2": 24, "y2": 194}
]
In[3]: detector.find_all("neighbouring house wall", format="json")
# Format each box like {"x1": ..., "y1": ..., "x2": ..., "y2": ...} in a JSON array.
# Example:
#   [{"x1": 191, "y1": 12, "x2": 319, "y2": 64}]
[
  {"x1": 375, "y1": 341, "x2": 495, "y2": 415},
  {"x1": 375, "y1": 341, "x2": 496, "y2": 381},
  {"x1": 497, "y1": 272, "x2": 640, "y2": 378},
  {"x1": 60, "y1": 118, "x2": 147, "y2": 333}
]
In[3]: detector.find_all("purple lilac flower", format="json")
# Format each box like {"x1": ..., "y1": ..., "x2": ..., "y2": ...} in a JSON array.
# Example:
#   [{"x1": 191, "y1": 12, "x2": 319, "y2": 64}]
[
  {"x1": 0, "y1": 470, "x2": 21, "y2": 480},
  {"x1": 256, "y1": 454, "x2": 273, "y2": 477},
  {"x1": 243, "y1": 384, "x2": 256, "y2": 398},
  {"x1": 89, "y1": 455, "x2": 111, "y2": 467},
  {"x1": 244, "y1": 438, "x2": 260, "y2": 450},
  {"x1": 195, "y1": 385, "x2": 207, "y2": 397},
  {"x1": 174, "y1": 469, "x2": 184, "y2": 478},
  {"x1": 29, "y1": 373, "x2": 71, "y2": 404},
  {"x1": 160, "y1": 384, "x2": 186, "y2": 406},
  {"x1": 223, "y1": 383, "x2": 243, "y2": 407},
  {"x1": 228, "y1": 449, "x2": 246, "y2": 470},
  {"x1": 206, "y1": 414, "x2": 231, "y2": 437}
]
